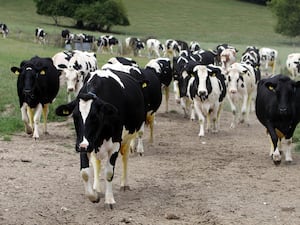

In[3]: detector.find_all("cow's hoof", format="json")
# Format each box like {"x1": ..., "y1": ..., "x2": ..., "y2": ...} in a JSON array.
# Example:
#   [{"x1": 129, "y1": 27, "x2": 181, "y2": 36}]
[
  {"x1": 88, "y1": 192, "x2": 100, "y2": 203},
  {"x1": 104, "y1": 203, "x2": 114, "y2": 210},
  {"x1": 120, "y1": 186, "x2": 131, "y2": 191},
  {"x1": 273, "y1": 160, "x2": 281, "y2": 166}
]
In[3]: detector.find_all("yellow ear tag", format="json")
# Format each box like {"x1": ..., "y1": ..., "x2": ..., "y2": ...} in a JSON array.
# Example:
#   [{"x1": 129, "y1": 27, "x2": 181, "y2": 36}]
[
  {"x1": 212, "y1": 73, "x2": 216, "y2": 77},
  {"x1": 63, "y1": 109, "x2": 69, "y2": 115},
  {"x1": 15, "y1": 71, "x2": 20, "y2": 75},
  {"x1": 40, "y1": 70, "x2": 46, "y2": 75},
  {"x1": 142, "y1": 82, "x2": 147, "y2": 88},
  {"x1": 268, "y1": 86, "x2": 274, "y2": 91}
]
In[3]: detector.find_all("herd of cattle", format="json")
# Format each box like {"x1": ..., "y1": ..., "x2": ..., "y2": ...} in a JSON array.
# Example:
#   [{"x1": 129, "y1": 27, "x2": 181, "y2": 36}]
[{"x1": 6, "y1": 22, "x2": 300, "y2": 207}]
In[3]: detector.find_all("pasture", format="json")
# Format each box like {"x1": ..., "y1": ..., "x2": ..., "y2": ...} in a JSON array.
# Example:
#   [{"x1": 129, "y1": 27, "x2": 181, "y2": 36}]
[{"x1": 1, "y1": 0, "x2": 300, "y2": 224}]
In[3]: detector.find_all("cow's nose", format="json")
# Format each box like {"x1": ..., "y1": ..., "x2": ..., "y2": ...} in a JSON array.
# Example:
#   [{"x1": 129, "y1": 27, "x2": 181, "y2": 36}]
[
  {"x1": 68, "y1": 88, "x2": 74, "y2": 92},
  {"x1": 79, "y1": 138, "x2": 89, "y2": 151},
  {"x1": 279, "y1": 107, "x2": 288, "y2": 115},
  {"x1": 230, "y1": 90, "x2": 237, "y2": 94},
  {"x1": 198, "y1": 91, "x2": 207, "y2": 97},
  {"x1": 23, "y1": 89, "x2": 31, "y2": 94}
]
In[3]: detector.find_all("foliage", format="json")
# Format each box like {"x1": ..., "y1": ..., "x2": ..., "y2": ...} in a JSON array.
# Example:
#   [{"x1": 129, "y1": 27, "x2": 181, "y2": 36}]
[
  {"x1": 33, "y1": 0, "x2": 129, "y2": 31},
  {"x1": 239, "y1": 0, "x2": 269, "y2": 5},
  {"x1": 269, "y1": 0, "x2": 300, "y2": 37}
]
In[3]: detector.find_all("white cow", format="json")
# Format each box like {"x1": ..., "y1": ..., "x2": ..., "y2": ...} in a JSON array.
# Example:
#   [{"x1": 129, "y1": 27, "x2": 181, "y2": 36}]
[
  {"x1": 146, "y1": 38, "x2": 164, "y2": 58},
  {"x1": 57, "y1": 50, "x2": 98, "y2": 102},
  {"x1": 259, "y1": 47, "x2": 278, "y2": 76},
  {"x1": 220, "y1": 48, "x2": 237, "y2": 73},
  {"x1": 286, "y1": 53, "x2": 300, "y2": 79},
  {"x1": 187, "y1": 64, "x2": 227, "y2": 137},
  {"x1": 226, "y1": 62, "x2": 257, "y2": 128}
]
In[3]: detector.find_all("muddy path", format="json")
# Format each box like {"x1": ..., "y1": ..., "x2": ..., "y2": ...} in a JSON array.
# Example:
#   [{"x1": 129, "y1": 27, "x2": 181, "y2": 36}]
[{"x1": 1, "y1": 96, "x2": 300, "y2": 225}]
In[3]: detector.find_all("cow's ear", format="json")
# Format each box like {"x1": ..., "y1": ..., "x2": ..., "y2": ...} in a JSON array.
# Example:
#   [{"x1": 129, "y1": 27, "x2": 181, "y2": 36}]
[
  {"x1": 55, "y1": 101, "x2": 77, "y2": 116},
  {"x1": 11, "y1": 67, "x2": 21, "y2": 75},
  {"x1": 265, "y1": 81, "x2": 276, "y2": 92}
]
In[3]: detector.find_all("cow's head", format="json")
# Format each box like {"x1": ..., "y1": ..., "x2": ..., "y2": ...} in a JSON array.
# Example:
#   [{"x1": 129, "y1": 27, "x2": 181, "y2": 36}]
[
  {"x1": 11, "y1": 62, "x2": 47, "y2": 100},
  {"x1": 226, "y1": 63, "x2": 248, "y2": 94},
  {"x1": 56, "y1": 91, "x2": 118, "y2": 152},
  {"x1": 145, "y1": 58, "x2": 173, "y2": 87},
  {"x1": 193, "y1": 65, "x2": 212, "y2": 100},
  {"x1": 264, "y1": 75, "x2": 300, "y2": 115}
]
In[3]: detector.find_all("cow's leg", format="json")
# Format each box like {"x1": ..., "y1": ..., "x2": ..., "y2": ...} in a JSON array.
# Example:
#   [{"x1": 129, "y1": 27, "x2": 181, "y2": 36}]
[
  {"x1": 173, "y1": 81, "x2": 181, "y2": 104},
  {"x1": 164, "y1": 86, "x2": 170, "y2": 113},
  {"x1": 80, "y1": 152, "x2": 100, "y2": 203},
  {"x1": 227, "y1": 95, "x2": 237, "y2": 128},
  {"x1": 194, "y1": 101, "x2": 205, "y2": 137},
  {"x1": 267, "y1": 126, "x2": 281, "y2": 165},
  {"x1": 240, "y1": 93, "x2": 248, "y2": 124},
  {"x1": 284, "y1": 138, "x2": 293, "y2": 162},
  {"x1": 105, "y1": 142, "x2": 120, "y2": 206},
  {"x1": 21, "y1": 103, "x2": 32, "y2": 134},
  {"x1": 130, "y1": 123, "x2": 145, "y2": 155},
  {"x1": 32, "y1": 103, "x2": 43, "y2": 139},
  {"x1": 120, "y1": 136, "x2": 133, "y2": 190},
  {"x1": 90, "y1": 152, "x2": 101, "y2": 194},
  {"x1": 42, "y1": 104, "x2": 49, "y2": 134},
  {"x1": 147, "y1": 114, "x2": 155, "y2": 143},
  {"x1": 190, "y1": 101, "x2": 196, "y2": 121}
]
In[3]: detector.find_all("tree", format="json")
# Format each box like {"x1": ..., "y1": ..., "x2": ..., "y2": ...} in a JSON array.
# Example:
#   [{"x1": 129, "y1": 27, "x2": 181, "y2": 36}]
[
  {"x1": 34, "y1": 0, "x2": 130, "y2": 31},
  {"x1": 269, "y1": 0, "x2": 300, "y2": 37}
]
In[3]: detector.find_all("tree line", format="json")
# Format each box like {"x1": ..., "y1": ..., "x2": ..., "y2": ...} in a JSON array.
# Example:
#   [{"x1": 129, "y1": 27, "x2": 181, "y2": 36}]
[{"x1": 34, "y1": 0, "x2": 300, "y2": 38}]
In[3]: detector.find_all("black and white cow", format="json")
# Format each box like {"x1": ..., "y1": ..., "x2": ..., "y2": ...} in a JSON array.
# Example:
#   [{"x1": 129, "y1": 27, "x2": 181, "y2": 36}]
[
  {"x1": 55, "y1": 68, "x2": 146, "y2": 207},
  {"x1": 175, "y1": 40, "x2": 189, "y2": 52},
  {"x1": 189, "y1": 41, "x2": 201, "y2": 52},
  {"x1": 61, "y1": 29, "x2": 74, "y2": 45},
  {"x1": 240, "y1": 46, "x2": 261, "y2": 83},
  {"x1": 172, "y1": 50, "x2": 217, "y2": 117},
  {"x1": 97, "y1": 35, "x2": 119, "y2": 54},
  {"x1": 0, "y1": 23, "x2": 9, "y2": 38},
  {"x1": 52, "y1": 50, "x2": 74, "y2": 86},
  {"x1": 256, "y1": 74, "x2": 300, "y2": 165},
  {"x1": 57, "y1": 50, "x2": 98, "y2": 102},
  {"x1": 125, "y1": 37, "x2": 145, "y2": 56},
  {"x1": 164, "y1": 39, "x2": 180, "y2": 58},
  {"x1": 259, "y1": 47, "x2": 278, "y2": 76},
  {"x1": 101, "y1": 57, "x2": 172, "y2": 155},
  {"x1": 11, "y1": 56, "x2": 60, "y2": 139},
  {"x1": 35, "y1": 27, "x2": 47, "y2": 44},
  {"x1": 187, "y1": 64, "x2": 226, "y2": 137}
]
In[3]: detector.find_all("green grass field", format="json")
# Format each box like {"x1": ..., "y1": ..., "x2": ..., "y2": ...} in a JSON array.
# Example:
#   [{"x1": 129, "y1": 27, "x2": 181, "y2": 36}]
[{"x1": 1, "y1": 0, "x2": 300, "y2": 146}]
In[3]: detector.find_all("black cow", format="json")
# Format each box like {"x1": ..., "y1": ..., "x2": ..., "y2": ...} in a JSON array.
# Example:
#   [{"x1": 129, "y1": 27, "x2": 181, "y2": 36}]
[
  {"x1": 55, "y1": 68, "x2": 146, "y2": 207},
  {"x1": 11, "y1": 56, "x2": 60, "y2": 139},
  {"x1": 35, "y1": 27, "x2": 47, "y2": 44},
  {"x1": 97, "y1": 35, "x2": 119, "y2": 54},
  {"x1": 61, "y1": 29, "x2": 74, "y2": 45},
  {"x1": 0, "y1": 23, "x2": 9, "y2": 38},
  {"x1": 175, "y1": 40, "x2": 189, "y2": 51},
  {"x1": 255, "y1": 74, "x2": 300, "y2": 165}
]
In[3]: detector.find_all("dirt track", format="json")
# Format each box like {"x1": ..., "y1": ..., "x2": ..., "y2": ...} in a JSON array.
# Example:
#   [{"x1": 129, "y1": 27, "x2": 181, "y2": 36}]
[{"x1": 1, "y1": 96, "x2": 300, "y2": 225}]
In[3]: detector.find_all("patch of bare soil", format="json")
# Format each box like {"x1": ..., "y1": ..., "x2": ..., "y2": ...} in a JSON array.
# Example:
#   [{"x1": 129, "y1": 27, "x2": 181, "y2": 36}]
[{"x1": 1, "y1": 96, "x2": 300, "y2": 225}]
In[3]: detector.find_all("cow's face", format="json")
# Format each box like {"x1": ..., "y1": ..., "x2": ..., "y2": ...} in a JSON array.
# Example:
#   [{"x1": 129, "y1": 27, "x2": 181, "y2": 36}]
[
  {"x1": 65, "y1": 69, "x2": 82, "y2": 92},
  {"x1": 193, "y1": 65, "x2": 210, "y2": 100},
  {"x1": 265, "y1": 77, "x2": 300, "y2": 115},
  {"x1": 227, "y1": 67, "x2": 245, "y2": 94},
  {"x1": 11, "y1": 65, "x2": 46, "y2": 98}
]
